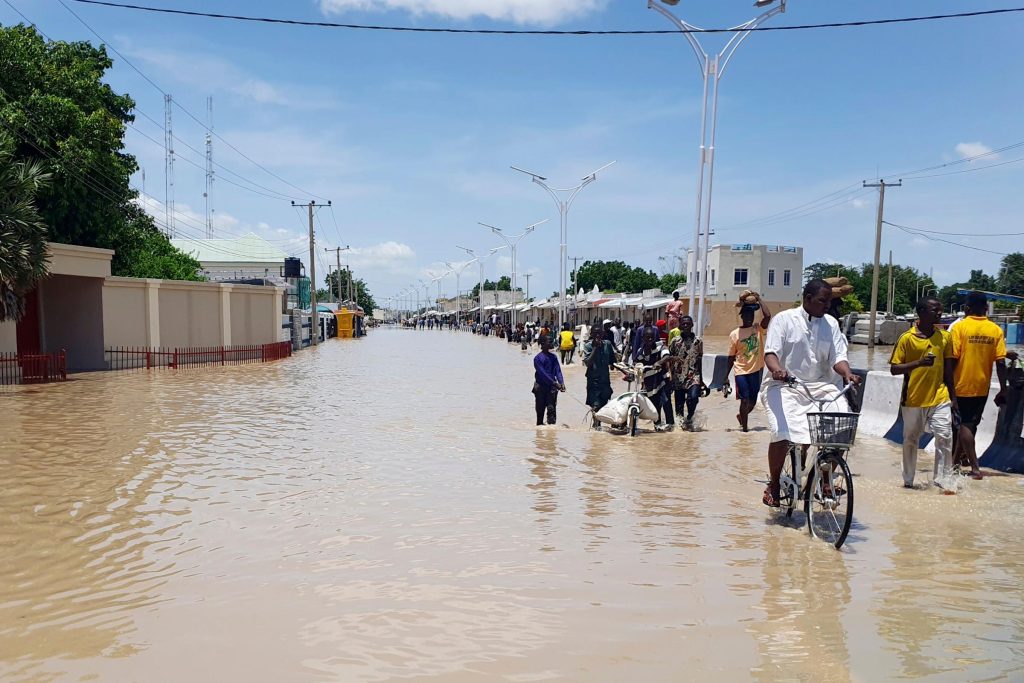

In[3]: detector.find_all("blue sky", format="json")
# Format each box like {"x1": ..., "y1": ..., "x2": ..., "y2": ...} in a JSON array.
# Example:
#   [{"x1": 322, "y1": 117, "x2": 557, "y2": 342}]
[{"x1": 7, "y1": 0, "x2": 1024, "y2": 304}]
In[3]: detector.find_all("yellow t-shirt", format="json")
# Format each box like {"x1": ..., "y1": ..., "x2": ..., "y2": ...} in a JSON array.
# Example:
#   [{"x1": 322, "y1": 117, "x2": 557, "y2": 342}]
[
  {"x1": 729, "y1": 326, "x2": 766, "y2": 376},
  {"x1": 952, "y1": 316, "x2": 1006, "y2": 397},
  {"x1": 889, "y1": 327, "x2": 953, "y2": 407},
  {"x1": 559, "y1": 330, "x2": 575, "y2": 350}
]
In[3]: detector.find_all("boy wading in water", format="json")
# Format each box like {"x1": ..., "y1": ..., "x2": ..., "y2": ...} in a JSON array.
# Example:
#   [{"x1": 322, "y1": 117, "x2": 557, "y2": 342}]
[
  {"x1": 533, "y1": 334, "x2": 566, "y2": 426},
  {"x1": 726, "y1": 292, "x2": 772, "y2": 432},
  {"x1": 889, "y1": 297, "x2": 957, "y2": 490}
]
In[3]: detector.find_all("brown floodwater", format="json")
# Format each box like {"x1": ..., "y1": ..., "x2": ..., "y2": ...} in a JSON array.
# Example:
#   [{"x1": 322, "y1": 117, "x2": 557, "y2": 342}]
[{"x1": 1, "y1": 329, "x2": 1022, "y2": 682}]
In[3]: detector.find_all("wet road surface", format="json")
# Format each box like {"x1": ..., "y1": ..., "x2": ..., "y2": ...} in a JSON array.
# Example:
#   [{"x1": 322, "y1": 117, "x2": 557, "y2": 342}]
[{"x1": 1, "y1": 328, "x2": 1022, "y2": 681}]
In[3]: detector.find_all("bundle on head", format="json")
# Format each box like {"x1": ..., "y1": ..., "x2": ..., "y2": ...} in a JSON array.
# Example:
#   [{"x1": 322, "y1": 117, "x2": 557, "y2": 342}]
[
  {"x1": 735, "y1": 289, "x2": 759, "y2": 307},
  {"x1": 824, "y1": 276, "x2": 848, "y2": 289},
  {"x1": 831, "y1": 284, "x2": 854, "y2": 299}
]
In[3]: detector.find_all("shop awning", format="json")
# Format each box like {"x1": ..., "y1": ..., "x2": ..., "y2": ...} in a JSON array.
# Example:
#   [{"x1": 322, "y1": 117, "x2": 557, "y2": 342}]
[
  {"x1": 600, "y1": 296, "x2": 643, "y2": 308},
  {"x1": 643, "y1": 297, "x2": 673, "y2": 310}
]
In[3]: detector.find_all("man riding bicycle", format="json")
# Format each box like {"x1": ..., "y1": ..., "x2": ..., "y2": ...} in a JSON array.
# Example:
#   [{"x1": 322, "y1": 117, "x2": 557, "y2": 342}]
[{"x1": 760, "y1": 279, "x2": 860, "y2": 507}]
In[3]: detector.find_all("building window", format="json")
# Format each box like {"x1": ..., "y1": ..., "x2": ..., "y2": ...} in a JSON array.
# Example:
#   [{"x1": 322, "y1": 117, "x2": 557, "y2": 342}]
[
  {"x1": 784, "y1": 269, "x2": 792, "y2": 287},
  {"x1": 734, "y1": 268, "x2": 748, "y2": 286},
  {"x1": 711, "y1": 269, "x2": 716, "y2": 286},
  {"x1": 768, "y1": 269, "x2": 776, "y2": 287}
]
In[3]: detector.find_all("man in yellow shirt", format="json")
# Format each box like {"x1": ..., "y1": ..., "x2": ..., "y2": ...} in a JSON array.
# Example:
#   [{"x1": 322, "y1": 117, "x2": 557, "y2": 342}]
[
  {"x1": 889, "y1": 297, "x2": 957, "y2": 489},
  {"x1": 951, "y1": 291, "x2": 1011, "y2": 480}
]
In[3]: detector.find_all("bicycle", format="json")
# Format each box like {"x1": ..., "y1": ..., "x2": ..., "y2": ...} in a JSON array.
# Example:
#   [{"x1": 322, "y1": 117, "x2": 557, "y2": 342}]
[
  {"x1": 602, "y1": 363, "x2": 664, "y2": 437},
  {"x1": 776, "y1": 377, "x2": 859, "y2": 549}
]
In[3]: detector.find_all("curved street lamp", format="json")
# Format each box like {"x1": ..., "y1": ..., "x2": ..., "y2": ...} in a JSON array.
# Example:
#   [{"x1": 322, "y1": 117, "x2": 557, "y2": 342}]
[
  {"x1": 511, "y1": 163, "x2": 614, "y2": 329},
  {"x1": 480, "y1": 219, "x2": 548, "y2": 328},
  {"x1": 648, "y1": 0, "x2": 787, "y2": 336},
  {"x1": 459, "y1": 245, "x2": 507, "y2": 324}
]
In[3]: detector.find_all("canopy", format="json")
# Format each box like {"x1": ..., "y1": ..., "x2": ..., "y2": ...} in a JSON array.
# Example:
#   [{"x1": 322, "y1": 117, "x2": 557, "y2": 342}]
[
  {"x1": 600, "y1": 296, "x2": 643, "y2": 309},
  {"x1": 643, "y1": 297, "x2": 674, "y2": 310}
]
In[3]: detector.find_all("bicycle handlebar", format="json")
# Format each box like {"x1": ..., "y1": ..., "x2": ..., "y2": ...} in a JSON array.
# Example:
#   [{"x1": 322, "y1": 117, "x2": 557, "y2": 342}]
[{"x1": 784, "y1": 374, "x2": 857, "y2": 410}]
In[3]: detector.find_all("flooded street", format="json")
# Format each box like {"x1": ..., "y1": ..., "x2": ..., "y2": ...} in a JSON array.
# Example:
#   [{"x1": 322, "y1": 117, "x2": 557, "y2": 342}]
[{"x1": 2, "y1": 329, "x2": 1022, "y2": 682}]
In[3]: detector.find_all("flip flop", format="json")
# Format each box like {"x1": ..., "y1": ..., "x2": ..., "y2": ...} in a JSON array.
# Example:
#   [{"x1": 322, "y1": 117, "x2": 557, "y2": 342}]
[{"x1": 762, "y1": 487, "x2": 780, "y2": 508}]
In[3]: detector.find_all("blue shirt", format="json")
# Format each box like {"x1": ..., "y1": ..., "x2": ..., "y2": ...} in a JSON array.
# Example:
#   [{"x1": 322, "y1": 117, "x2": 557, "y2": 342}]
[{"x1": 534, "y1": 351, "x2": 564, "y2": 388}]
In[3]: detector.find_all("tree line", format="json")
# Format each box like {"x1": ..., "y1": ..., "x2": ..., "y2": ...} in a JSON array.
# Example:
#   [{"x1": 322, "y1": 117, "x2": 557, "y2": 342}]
[{"x1": 0, "y1": 25, "x2": 203, "y2": 321}]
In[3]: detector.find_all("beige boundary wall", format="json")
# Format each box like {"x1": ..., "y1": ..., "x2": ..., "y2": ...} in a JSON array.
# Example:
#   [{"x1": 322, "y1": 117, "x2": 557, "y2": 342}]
[{"x1": 103, "y1": 277, "x2": 285, "y2": 348}]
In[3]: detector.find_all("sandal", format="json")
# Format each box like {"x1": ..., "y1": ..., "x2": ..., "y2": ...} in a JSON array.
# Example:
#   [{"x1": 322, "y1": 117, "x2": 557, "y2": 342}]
[{"x1": 762, "y1": 486, "x2": 781, "y2": 508}]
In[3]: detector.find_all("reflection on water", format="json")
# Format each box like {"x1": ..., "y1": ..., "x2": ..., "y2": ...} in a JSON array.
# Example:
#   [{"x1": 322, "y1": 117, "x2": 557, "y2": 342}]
[{"x1": 1, "y1": 329, "x2": 1022, "y2": 681}]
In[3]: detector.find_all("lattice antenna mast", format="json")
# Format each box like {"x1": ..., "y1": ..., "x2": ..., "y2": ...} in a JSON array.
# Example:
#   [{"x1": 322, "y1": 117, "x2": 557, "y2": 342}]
[
  {"x1": 204, "y1": 96, "x2": 215, "y2": 238},
  {"x1": 163, "y1": 94, "x2": 176, "y2": 237}
]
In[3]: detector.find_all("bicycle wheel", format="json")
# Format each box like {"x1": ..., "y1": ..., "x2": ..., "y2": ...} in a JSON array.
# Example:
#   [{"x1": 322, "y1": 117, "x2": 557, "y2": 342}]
[
  {"x1": 628, "y1": 406, "x2": 639, "y2": 437},
  {"x1": 780, "y1": 447, "x2": 799, "y2": 518},
  {"x1": 805, "y1": 451, "x2": 854, "y2": 549}
]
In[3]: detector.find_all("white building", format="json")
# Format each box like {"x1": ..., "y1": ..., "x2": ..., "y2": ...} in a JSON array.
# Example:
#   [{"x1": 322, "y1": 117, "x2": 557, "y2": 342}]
[
  {"x1": 171, "y1": 232, "x2": 288, "y2": 282},
  {"x1": 686, "y1": 243, "x2": 803, "y2": 300},
  {"x1": 684, "y1": 243, "x2": 804, "y2": 334}
]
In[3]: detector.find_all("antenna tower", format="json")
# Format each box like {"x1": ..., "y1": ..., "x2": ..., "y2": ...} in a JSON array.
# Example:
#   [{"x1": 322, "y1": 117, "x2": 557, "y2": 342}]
[
  {"x1": 204, "y1": 96, "x2": 215, "y2": 238},
  {"x1": 163, "y1": 94, "x2": 176, "y2": 237}
]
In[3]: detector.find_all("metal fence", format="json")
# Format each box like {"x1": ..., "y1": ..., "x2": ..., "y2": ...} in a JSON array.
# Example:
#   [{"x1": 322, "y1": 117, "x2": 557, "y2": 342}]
[
  {"x1": 105, "y1": 342, "x2": 292, "y2": 371},
  {"x1": 0, "y1": 351, "x2": 68, "y2": 386}
]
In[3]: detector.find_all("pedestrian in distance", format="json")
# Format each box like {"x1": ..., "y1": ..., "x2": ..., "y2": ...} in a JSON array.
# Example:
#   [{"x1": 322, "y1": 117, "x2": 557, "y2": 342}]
[
  {"x1": 950, "y1": 290, "x2": 1016, "y2": 479},
  {"x1": 726, "y1": 292, "x2": 772, "y2": 432},
  {"x1": 666, "y1": 290, "x2": 683, "y2": 331},
  {"x1": 889, "y1": 296, "x2": 957, "y2": 490},
  {"x1": 533, "y1": 333, "x2": 566, "y2": 426},
  {"x1": 631, "y1": 313, "x2": 659, "y2": 363},
  {"x1": 559, "y1": 322, "x2": 577, "y2": 364}
]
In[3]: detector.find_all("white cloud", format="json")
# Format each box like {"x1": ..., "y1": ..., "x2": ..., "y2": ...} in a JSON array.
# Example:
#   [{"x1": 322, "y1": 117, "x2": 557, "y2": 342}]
[
  {"x1": 955, "y1": 142, "x2": 998, "y2": 161},
  {"x1": 318, "y1": 0, "x2": 607, "y2": 25},
  {"x1": 347, "y1": 241, "x2": 417, "y2": 270}
]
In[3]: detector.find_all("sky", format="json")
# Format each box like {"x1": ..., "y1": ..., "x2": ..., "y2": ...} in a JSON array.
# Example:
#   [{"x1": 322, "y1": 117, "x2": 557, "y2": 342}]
[{"x1": 5, "y1": 0, "x2": 1024, "y2": 306}]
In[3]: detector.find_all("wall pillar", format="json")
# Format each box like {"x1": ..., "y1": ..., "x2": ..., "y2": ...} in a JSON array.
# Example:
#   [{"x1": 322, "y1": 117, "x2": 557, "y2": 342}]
[
  {"x1": 145, "y1": 280, "x2": 161, "y2": 348},
  {"x1": 220, "y1": 285, "x2": 232, "y2": 347}
]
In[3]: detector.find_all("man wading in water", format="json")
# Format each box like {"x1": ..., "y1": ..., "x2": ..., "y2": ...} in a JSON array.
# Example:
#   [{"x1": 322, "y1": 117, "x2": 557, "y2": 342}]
[
  {"x1": 533, "y1": 334, "x2": 565, "y2": 426},
  {"x1": 583, "y1": 323, "x2": 616, "y2": 430}
]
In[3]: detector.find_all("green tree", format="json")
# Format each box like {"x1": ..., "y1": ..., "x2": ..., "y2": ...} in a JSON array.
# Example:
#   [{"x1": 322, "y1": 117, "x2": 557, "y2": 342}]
[
  {"x1": 470, "y1": 276, "x2": 518, "y2": 297},
  {"x1": 997, "y1": 253, "x2": 1024, "y2": 296},
  {"x1": 0, "y1": 25, "x2": 200, "y2": 279},
  {"x1": 0, "y1": 133, "x2": 51, "y2": 321},
  {"x1": 324, "y1": 269, "x2": 376, "y2": 313},
  {"x1": 571, "y1": 260, "x2": 660, "y2": 294},
  {"x1": 658, "y1": 271, "x2": 686, "y2": 295},
  {"x1": 938, "y1": 269, "x2": 997, "y2": 310}
]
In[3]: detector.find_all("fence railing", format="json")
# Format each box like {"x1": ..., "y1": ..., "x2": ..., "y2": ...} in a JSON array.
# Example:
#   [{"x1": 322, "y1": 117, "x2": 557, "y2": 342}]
[
  {"x1": 105, "y1": 342, "x2": 292, "y2": 371},
  {"x1": 0, "y1": 350, "x2": 68, "y2": 386}
]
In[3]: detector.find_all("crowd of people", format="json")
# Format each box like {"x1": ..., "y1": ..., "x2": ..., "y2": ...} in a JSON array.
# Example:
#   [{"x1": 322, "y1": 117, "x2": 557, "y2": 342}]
[{"x1": 411, "y1": 282, "x2": 1015, "y2": 498}]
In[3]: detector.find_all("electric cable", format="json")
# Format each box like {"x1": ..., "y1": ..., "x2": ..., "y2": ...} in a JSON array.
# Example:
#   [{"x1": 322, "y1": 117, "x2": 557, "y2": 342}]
[{"x1": 66, "y1": 0, "x2": 1024, "y2": 35}]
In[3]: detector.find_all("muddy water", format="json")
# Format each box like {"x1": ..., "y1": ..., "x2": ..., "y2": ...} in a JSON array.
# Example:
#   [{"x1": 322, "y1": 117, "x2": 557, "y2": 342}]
[{"x1": 1, "y1": 329, "x2": 1022, "y2": 682}]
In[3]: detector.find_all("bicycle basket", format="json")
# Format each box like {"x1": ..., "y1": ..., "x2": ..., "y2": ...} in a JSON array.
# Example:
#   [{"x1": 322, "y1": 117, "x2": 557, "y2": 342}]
[{"x1": 806, "y1": 412, "x2": 859, "y2": 448}]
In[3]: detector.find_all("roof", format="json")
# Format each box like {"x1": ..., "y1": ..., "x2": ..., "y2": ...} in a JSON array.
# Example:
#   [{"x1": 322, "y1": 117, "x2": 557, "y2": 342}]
[
  {"x1": 643, "y1": 297, "x2": 674, "y2": 310},
  {"x1": 600, "y1": 296, "x2": 643, "y2": 308},
  {"x1": 170, "y1": 232, "x2": 288, "y2": 264}
]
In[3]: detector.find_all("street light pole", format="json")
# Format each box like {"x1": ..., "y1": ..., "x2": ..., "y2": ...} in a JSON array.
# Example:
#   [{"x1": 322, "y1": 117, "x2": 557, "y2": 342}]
[
  {"x1": 512, "y1": 163, "x2": 614, "y2": 331},
  {"x1": 480, "y1": 220, "x2": 548, "y2": 329},
  {"x1": 647, "y1": 0, "x2": 786, "y2": 337},
  {"x1": 460, "y1": 245, "x2": 507, "y2": 325},
  {"x1": 445, "y1": 259, "x2": 477, "y2": 327}
]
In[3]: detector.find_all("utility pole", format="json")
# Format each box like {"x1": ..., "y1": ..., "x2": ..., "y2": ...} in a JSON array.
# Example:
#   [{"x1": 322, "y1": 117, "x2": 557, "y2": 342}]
[
  {"x1": 294, "y1": 200, "x2": 331, "y2": 346},
  {"x1": 862, "y1": 179, "x2": 901, "y2": 348},
  {"x1": 324, "y1": 245, "x2": 350, "y2": 305},
  {"x1": 887, "y1": 249, "x2": 893, "y2": 314},
  {"x1": 204, "y1": 96, "x2": 214, "y2": 238},
  {"x1": 524, "y1": 273, "x2": 532, "y2": 302},
  {"x1": 569, "y1": 256, "x2": 585, "y2": 299}
]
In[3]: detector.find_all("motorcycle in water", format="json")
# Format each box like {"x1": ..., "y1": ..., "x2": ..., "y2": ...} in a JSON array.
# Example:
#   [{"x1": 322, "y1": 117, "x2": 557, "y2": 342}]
[{"x1": 595, "y1": 362, "x2": 669, "y2": 436}]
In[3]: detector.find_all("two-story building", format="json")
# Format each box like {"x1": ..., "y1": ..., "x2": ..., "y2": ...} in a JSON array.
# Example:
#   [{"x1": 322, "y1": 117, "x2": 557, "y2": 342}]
[{"x1": 685, "y1": 243, "x2": 803, "y2": 335}]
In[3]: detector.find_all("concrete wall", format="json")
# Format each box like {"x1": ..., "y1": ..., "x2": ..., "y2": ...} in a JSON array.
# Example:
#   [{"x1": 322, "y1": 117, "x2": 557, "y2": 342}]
[
  {"x1": 39, "y1": 275, "x2": 106, "y2": 371},
  {"x1": 104, "y1": 277, "x2": 285, "y2": 349},
  {"x1": 0, "y1": 320, "x2": 15, "y2": 353}
]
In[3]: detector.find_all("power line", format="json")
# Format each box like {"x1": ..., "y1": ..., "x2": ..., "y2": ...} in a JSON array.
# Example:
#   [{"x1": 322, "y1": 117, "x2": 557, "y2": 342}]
[
  {"x1": 66, "y1": 0, "x2": 1024, "y2": 35},
  {"x1": 882, "y1": 221, "x2": 1024, "y2": 238},
  {"x1": 885, "y1": 220, "x2": 1009, "y2": 256}
]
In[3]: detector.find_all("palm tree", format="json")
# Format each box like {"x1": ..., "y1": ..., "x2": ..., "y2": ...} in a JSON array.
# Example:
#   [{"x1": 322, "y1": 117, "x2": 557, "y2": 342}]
[{"x1": 0, "y1": 135, "x2": 50, "y2": 322}]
